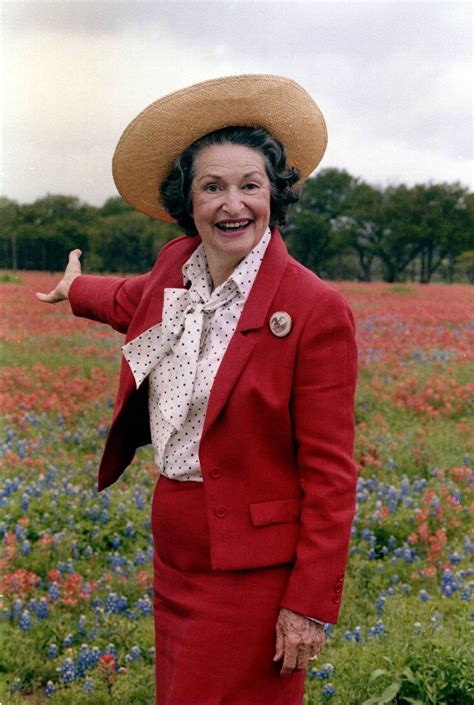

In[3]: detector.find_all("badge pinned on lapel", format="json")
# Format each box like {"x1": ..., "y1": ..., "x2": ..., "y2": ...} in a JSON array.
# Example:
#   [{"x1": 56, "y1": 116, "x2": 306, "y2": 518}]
[{"x1": 269, "y1": 311, "x2": 292, "y2": 338}]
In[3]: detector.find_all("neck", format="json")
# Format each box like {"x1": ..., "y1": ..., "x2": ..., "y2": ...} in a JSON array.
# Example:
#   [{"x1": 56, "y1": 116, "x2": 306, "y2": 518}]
[{"x1": 206, "y1": 252, "x2": 242, "y2": 290}]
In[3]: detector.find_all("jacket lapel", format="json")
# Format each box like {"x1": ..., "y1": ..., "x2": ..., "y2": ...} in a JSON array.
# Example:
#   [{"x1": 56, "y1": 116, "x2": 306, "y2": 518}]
[{"x1": 202, "y1": 229, "x2": 290, "y2": 435}]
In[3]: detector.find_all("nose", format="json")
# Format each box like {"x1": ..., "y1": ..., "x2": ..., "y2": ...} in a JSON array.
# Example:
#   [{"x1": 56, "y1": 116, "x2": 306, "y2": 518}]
[{"x1": 222, "y1": 186, "x2": 244, "y2": 216}]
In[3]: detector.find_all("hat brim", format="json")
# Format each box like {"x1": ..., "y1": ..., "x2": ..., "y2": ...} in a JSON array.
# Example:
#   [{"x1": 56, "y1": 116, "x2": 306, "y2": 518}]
[{"x1": 112, "y1": 74, "x2": 328, "y2": 222}]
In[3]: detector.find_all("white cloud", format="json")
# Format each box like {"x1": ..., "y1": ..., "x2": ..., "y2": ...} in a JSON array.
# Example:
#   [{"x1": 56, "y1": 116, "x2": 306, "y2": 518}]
[{"x1": 1, "y1": 0, "x2": 472, "y2": 205}]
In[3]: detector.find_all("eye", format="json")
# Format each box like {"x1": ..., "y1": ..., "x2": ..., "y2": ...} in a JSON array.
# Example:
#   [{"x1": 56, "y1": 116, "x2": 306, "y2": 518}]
[
  {"x1": 204, "y1": 183, "x2": 221, "y2": 193},
  {"x1": 243, "y1": 183, "x2": 259, "y2": 191}
]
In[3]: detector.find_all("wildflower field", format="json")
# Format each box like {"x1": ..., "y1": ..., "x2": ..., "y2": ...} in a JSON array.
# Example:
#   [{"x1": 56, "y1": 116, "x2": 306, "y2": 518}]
[{"x1": 1, "y1": 272, "x2": 473, "y2": 705}]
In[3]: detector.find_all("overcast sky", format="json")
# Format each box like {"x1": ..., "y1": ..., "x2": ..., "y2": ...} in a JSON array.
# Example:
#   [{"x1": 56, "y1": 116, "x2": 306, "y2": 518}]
[{"x1": 1, "y1": 0, "x2": 472, "y2": 207}]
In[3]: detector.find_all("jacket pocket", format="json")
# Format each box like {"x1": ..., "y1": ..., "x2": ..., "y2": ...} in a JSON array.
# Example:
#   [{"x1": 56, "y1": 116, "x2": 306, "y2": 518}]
[{"x1": 249, "y1": 498, "x2": 302, "y2": 527}]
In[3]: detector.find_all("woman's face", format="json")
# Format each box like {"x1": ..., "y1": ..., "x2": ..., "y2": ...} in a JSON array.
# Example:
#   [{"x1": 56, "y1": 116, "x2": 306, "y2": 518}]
[{"x1": 190, "y1": 143, "x2": 271, "y2": 274}]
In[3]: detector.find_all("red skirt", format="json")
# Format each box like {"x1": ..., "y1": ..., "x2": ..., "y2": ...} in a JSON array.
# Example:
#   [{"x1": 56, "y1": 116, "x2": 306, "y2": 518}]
[{"x1": 151, "y1": 474, "x2": 306, "y2": 705}]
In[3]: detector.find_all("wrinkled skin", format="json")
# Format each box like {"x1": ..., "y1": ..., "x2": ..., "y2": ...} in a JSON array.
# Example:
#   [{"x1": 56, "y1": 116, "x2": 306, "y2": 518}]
[
  {"x1": 36, "y1": 249, "x2": 82, "y2": 303},
  {"x1": 273, "y1": 607, "x2": 325, "y2": 676}
]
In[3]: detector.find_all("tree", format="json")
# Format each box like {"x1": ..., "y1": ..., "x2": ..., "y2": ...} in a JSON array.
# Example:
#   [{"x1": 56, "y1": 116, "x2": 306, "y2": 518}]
[{"x1": 0, "y1": 197, "x2": 19, "y2": 270}]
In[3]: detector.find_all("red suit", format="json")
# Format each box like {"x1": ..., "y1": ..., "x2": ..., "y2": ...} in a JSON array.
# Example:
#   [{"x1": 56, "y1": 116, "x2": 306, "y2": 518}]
[{"x1": 69, "y1": 227, "x2": 358, "y2": 704}]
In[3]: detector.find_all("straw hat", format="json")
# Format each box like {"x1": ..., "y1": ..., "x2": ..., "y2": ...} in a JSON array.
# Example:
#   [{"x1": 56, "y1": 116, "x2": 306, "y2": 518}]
[{"x1": 112, "y1": 74, "x2": 328, "y2": 222}]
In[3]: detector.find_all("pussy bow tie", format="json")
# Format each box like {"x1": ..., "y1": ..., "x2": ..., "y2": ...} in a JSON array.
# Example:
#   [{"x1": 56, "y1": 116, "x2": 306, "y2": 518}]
[{"x1": 122, "y1": 283, "x2": 239, "y2": 431}]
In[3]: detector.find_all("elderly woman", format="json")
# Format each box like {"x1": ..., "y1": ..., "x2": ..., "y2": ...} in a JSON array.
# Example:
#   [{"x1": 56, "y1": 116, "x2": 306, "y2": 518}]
[{"x1": 37, "y1": 75, "x2": 358, "y2": 705}]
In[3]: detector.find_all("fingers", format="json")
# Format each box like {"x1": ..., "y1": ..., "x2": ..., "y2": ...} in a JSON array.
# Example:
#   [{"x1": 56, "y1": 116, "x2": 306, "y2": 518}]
[
  {"x1": 280, "y1": 639, "x2": 299, "y2": 676},
  {"x1": 273, "y1": 627, "x2": 284, "y2": 663},
  {"x1": 276, "y1": 628, "x2": 325, "y2": 676},
  {"x1": 35, "y1": 288, "x2": 63, "y2": 304},
  {"x1": 295, "y1": 643, "x2": 311, "y2": 671}
]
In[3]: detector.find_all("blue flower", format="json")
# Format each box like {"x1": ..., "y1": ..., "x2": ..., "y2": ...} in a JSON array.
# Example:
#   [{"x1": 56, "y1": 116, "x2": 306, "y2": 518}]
[
  {"x1": 45, "y1": 680, "x2": 55, "y2": 698},
  {"x1": 419, "y1": 589, "x2": 429, "y2": 602},
  {"x1": 323, "y1": 683, "x2": 336, "y2": 697},
  {"x1": 61, "y1": 657, "x2": 76, "y2": 684},
  {"x1": 136, "y1": 594, "x2": 153, "y2": 616},
  {"x1": 63, "y1": 632, "x2": 74, "y2": 647},
  {"x1": 130, "y1": 646, "x2": 141, "y2": 661},
  {"x1": 83, "y1": 677, "x2": 95, "y2": 693},
  {"x1": 36, "y1": 598, "x2": 49, "y2": 619},
  {"x1": 47, "y1": 643, "x2": 58, "y2": 659},
  {"x1": 111, "y1": 532, "x2": 121, "y2": 548},
  {"x1": 19, "y1": 610, "x2": 32, "y2": 632}
]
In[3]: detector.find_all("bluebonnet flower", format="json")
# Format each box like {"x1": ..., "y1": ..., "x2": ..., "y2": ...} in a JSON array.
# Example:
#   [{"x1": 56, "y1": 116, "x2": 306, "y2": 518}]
[
  {"x1": 323, "y1": 683, "x2": 336, "y2": 698},
  {"x1": 130, "y1": 646, "x2": 141, "y2": 661},
  {"x1": 368, "y1": 619, "x2": 386, "y2": 637},
  {"x1": 61, "y1": 657, "x2": 76, "y2": 683},
  {"x1": 111, "y1": 532, "x2": 121, "y2": 548},
  {"x1": 70, "y1": 541, "x2": 79, "y2": 559},
  {"x1": 413, "y1": 622, "x2": 422, "y2": 635},
  {"x1": 84, "y1": 544, "x2": 94, "y2": 557},
  {"x1": 48, "y1": 582, "x2": 60, "y2": 601},
  {"x1": 77, "y1": 614, "x2": 87, "y2": 635},
  {"x1": 137, "y1": 594, "x2": 153, "y2": 615},
  {"x1": 83, "y1": 677, "x2": 95, "y2": 694},
  {"x1": 14, "y1": 524, "x2": 26, "y2": 541},
  {"x1": 419, "y1": 589, "x2": 429, "y2": 602},
  {"x1": 307, "y1": 667, "x2": 318, "y2": 680},
  {"x1": 124, "y1": 521, "x2": 135, "y2": 538},
  {"x1": 63, "y1": 632, "x2": 74, "y2": 647},
  {"x1": 134, "y1": 549, "x2": 146, "y2": 565},
  {"x1": 134, "y1": 487, "x2": 145, "y2": 510},
  {"x1": 37, "y1": 598, "x2": 49, "y2": 619},
  {"x1": 319, "y1": 663, "x2": 335, "y2": 680},
  {"x1": 105, "y1": 643, "x2": 118, "y2": 659},
  {"x1": 376, "y1": 595, "x2": 386, "y2": 615},
  {"x1": 45, "y1": 680, "x2": 55, "y2": 698},
  {"x1": 105, "y1": 591, "x2": 128, "y2": 614},
  {"x1": 19, "y1": 610, "x2": 32, "y2": 632},
  {"x1": 460, "y1": 586, "x2": 471, "y2": 601},
  {"x1": 47, "y1": 643, "x2": 58, "y2": 659}
]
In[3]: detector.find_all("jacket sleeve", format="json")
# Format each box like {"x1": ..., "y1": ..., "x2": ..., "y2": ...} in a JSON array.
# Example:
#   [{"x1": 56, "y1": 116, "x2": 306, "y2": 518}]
[
  {"x1": 280, "y1": 289, "x2": 358, "y2": 624},
  {"x1": 68, "y1": 272, "x2": 150, "y2": 334}
]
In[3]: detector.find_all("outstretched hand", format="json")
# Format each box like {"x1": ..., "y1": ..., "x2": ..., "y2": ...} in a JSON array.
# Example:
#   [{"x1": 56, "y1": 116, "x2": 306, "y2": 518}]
[
  {"x1": 36, "y1": 249, "x2": 82, "y2": 303},
  {"x1": 273, "y1": 607, "x2": 325, "y2": 676}
]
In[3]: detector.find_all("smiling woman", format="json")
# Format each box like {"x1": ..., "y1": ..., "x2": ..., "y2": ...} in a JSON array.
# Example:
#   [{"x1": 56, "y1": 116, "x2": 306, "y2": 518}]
[{"x1": 36, "y1": 74, "x2": 357, "y2": 705}]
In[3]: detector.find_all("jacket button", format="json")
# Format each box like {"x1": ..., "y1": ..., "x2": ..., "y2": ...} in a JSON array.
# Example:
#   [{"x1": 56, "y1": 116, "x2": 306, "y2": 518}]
[
  {"x1": 337, "y1": 573, "x2": 344, "y2": 581},
  {"x1": 334, "y1": 584, "x2": 343, "y2": 593},
  {"x1": 214, "y1": 505, "x2": 227, "y2": 518},
  {"x1": 210, "y1": 467, "x2": 221, "y2": 479},
  {"x1": 332, "y1": 595, "x2": 341, "y2": 604}
]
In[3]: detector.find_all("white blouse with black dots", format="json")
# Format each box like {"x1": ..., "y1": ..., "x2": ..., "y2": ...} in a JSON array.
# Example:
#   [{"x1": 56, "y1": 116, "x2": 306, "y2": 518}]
[{"x1": 122, "y1": 227, "x2": 271, "y2": 482}]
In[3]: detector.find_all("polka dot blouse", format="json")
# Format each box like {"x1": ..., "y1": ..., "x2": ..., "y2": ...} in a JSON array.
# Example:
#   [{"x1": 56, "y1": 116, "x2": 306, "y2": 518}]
[{"x1": 122, "y1": 227, "x2": 271, "y2": 482}]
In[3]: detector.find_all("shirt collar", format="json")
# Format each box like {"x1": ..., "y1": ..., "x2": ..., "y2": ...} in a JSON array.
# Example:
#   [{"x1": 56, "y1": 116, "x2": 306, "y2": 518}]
[{"x1": 182, "y1": 226, "x2": 272, "y2": 301}]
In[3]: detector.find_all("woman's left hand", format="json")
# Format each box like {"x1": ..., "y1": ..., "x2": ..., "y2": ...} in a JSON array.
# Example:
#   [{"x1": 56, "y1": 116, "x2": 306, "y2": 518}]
[{"x1": 273, "y1": 607, "x2": 325, "y2": 676}]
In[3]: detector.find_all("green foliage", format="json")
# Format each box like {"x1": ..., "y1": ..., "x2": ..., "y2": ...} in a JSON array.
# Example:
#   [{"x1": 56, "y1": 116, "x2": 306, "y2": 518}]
[
  {"x1": 0, "y1": 194, "x2": 180, "y2": 273},
  {"x1": 2, "y1": 170, "x2": 472, "y2": 281}
]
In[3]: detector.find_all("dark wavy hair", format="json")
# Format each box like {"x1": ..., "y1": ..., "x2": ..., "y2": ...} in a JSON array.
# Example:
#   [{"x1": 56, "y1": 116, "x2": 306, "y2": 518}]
[{"x1": 159, "y1": 126, "x2": 301, "y2": 236}]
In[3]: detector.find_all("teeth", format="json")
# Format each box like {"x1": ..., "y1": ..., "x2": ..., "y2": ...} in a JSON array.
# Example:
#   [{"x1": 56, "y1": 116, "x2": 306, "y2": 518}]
[{"x1": 218, "y1": 221, "x2": 250, "y2": 229}]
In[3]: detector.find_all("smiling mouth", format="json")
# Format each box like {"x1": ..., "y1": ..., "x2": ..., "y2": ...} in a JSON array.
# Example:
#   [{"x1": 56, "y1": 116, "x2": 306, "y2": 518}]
[{"x1": 215, "y1": 219, "x2": 253, "y2": 232}]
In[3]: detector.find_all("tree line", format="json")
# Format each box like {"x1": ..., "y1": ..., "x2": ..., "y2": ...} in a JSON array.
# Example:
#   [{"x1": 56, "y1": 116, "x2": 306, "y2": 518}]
[{"x1": 1, "y1": 168, "x2": 473, "y2": 282}]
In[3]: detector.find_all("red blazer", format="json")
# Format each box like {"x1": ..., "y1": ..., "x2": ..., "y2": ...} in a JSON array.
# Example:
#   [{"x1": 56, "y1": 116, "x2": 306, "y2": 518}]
[{"x1": 69, "y1": 228, "x2": 358, "y2": 623}]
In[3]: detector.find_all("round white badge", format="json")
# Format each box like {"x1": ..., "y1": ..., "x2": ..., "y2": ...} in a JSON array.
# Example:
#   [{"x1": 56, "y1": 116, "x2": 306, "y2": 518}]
[{"x1": 269, "y1": 311, "x2": 292, "y2": 338}]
